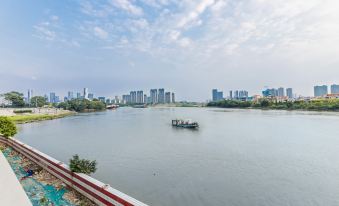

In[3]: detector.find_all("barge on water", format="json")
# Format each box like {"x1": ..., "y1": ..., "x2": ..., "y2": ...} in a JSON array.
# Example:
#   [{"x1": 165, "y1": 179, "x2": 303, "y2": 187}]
[{"x1": 172, "y1": 119, "x2": 199, "y2": 129}]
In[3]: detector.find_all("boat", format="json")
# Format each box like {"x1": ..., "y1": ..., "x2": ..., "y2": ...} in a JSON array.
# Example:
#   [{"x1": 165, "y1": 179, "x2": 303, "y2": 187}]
[
  {"x1": 106, "y1": 104, "x2": 119, "y2": 109},
  {"x1": 172, "y1": 119, "x2": 199, "y2": 128}
]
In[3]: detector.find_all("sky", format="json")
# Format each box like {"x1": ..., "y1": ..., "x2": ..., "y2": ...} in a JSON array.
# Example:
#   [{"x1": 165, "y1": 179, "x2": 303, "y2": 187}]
[{"x1": 0, "y1": 0, "x2": 339, "y2": 101}]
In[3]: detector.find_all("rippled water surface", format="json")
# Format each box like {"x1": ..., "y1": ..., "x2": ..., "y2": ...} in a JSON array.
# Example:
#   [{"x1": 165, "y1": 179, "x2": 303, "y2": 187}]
[{"x1": 16, "y1": 107, "x2": 339, "y2": 206}]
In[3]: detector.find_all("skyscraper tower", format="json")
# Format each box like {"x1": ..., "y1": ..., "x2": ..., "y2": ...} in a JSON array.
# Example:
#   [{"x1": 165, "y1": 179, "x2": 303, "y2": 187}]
[
  {"x1": 158, "y1": 88, "x2": 165, "y2": 104},
  {"x1": 83, "y1": 88, "x2": 89, "y2": 99}
]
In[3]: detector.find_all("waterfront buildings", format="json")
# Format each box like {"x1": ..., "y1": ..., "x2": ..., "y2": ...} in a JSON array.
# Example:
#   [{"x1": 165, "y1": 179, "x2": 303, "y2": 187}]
[
  {"x1": 137, "y1": 91, "x2": 144, "y2": 103},
  {"x1": 144, "y1": 94, "x2": 147, "y2": 103},
  {"x1": 165, "y1": 92, "x2": 171, "y2": 103},
  {"x1": 122, "y1": 95, "x2": 131, "y2": 103},
  {"x1": 88, "y1": 93, "x2": 94, "y2": 100},
  {"x1": 49, "y1": 92, "x2": 56, "y2": 103},
  {"x1": 172, "y1": 93, "x2": 175, "y2": 103},
  {"x1": 83, "y1": 88, "x2": 89, "y2": 99},
  {"x1": 158, "y1": 89, "x2": 165, "y2": 104},
  {"x1": 277, "y1": 87, "x2": 285, "y2": 97},
  {"x1": 212, "y1": 89, "x2": 223, "y2": 101},
  {"x1": 314, "y1": 85, "x2": 328, "y2": 97},
  {"x1": 150, "y1": 89, "x2": 158, "y2": 104},
  {"x1": 98, "y1": 97, "x2": 105, "y2": 102},
  {"x1": 331, "y1": 84, "x2": 339, "y2": 94},
  {"x1": 130, "y1": 91, "x2": 137, "y2": 103},
  {"x1": 67, "y1": 91, "x2": 74, "y2": 100},
  {"x1": 27, "y1": 89, "x2": 33, "y2": 103},
  {"x1": 286, "y1": 88, "x2": 293, "y2": 99}
]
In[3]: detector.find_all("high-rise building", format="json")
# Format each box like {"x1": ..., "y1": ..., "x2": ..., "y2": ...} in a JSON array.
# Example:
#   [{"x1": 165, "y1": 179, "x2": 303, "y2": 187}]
[
  {"x1": 27, "y1": 89, "x2": 31, "y2": 103},
  {"x1": 50, "y1": 92, "x2": 56, "y2": 103},
  {"x1": 83, "y1": 88, "x2": 89, "y2": 99},
  {"x1": 44, "y1": 94, "x2": 49, "y2": 102},
  {"x1": 122, "y1": 95, "x2": 131, "y2": 103},
  {"x1": 98, "y1": 97, "x2": 105, "y2": 102},
  {"x1": 331, "y1": 84, "x2": 339, "y2": 94},
  {"x1": 234, "y1": 90, "x2": 239, "y2": 99},
  {"x1": 286, "y1": 88, "x2": 293, "y2": 99},
  {"x1": 55, "y1": 96, "x2": 60, "y2": 103},
  {"x1": 158, "y1": 88, "x2": 165, "y2": 104},
  {"x1": 262, "y1": 88, "x2": 278, "y2": 97},
  {"x1": 277, "y1": 87, "x2": 285, "y2": 97},
  {"x1": 165, "y1": 92, "x2": 171, "y2": 103},
  {"x1": 143, "y1": 94, "x2": 147, "y2": 103},
  {"x1": 137, "y1": 91, "x2": 144, "y2": 103},
  {"x1": 67, "y1": 91, "x2": 74, "y2": 100},
  {"x1": 130, "y1": 91, "x2": 137, "y2": 103},
  {"x1": 76, "y1": 92, "x2": 81, "y2": 99},
  {"x1": 212, "y1": 89, "x2": 223, "y2": 101},
  {"x1": 239, "y1": 90, "x2": 249, "y2": 99},
  {"x1": 171, "y1": 93, "x2": 175, "y2": 103},
  {"x1": 150, "y1": 89, "x2": 158, "y2": 104},
  {"x1": 88, "y1": 93, "x2": 94, "y2": 100},
  {"x1": 314, "y1": 85, "x2": 328, "y2": 97},
  {"x1": 229, "y1": 91, "x2": 233, "y2": 99}
]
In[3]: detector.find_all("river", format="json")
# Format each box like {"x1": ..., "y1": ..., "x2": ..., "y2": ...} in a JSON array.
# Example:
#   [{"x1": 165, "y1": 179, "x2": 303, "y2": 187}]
[{"x1": 16, "y1": 107, "x2": 339, "y2": 206}]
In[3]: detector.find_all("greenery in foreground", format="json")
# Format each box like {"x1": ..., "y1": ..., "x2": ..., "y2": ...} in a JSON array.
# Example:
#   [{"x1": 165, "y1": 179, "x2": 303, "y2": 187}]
[
  {"x1": 0, "y1": 117, "x2": 17, "y2": 138},
  {"x1": 8, "y1": 113, "x2": 74, "y2": 124},
  {"x1": 69, "y1": 154, "x2": 97, "y2": 175},
  {"x1": 57, "y1": 99, "x2": 106, "y2": 112},
  {"x1": 207, "y1": 99, "x2": 339, "y2": 111}
]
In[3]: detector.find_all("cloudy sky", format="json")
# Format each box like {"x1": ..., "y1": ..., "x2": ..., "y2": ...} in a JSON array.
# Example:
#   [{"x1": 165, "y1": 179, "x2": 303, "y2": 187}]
[{"x1": 0, "y1": 0, "x2": 339, "y2": 101}]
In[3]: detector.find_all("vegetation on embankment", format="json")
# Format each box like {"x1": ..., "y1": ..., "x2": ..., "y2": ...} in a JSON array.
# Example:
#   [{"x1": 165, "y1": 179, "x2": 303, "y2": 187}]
[
  {"x1": 57, "y1": 99, "x2": 106, "y2": 112},
  {"x1": 207, "y1": 99, "x2": 339, "y2": 111},
  {"x1": 7, "y1": 112, "x2": 75, "y2": 124},
  {"x1": 0, "y1": 117, "x2": 17, "y2": 138}
]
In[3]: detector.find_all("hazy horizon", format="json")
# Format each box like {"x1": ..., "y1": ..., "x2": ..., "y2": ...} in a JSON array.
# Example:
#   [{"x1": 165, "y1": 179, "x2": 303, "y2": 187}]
[{"x1": 1, "y1": 0, "x2": 339, "y2": 101}]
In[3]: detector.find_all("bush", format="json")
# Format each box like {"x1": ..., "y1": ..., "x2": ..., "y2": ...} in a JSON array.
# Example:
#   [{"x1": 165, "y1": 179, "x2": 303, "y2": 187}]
[
  {"x1": 13, "y1": 109, "x2": 33, "y2": 113},
  {"x1": 69, "y1": 154, "x2": 97, "y2": 175},
  {"x1": 0, "y1": 117, "x2": 17, "y2": 138}
]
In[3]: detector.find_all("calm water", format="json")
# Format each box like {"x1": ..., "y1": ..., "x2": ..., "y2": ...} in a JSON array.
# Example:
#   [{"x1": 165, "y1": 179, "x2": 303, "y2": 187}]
[{"x1": 16, "y1": 107, "x2": 339, "y2": 206}]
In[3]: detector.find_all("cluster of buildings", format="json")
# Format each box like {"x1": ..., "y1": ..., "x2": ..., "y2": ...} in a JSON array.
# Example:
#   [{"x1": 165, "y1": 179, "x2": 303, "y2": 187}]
[
  {"x1": 122, "y1": 88, "x2": 175, "y2": 104},
  {"x1": 314, "y1": 84, "x2": 339, "y2": 97},
  {"x1": 262, "y1": 87, "x2": 293, "y2": 99},
  {"x1": 212, "y1": 89, "x2": 249, "y2": 101},
  {"x1": 24, "y1": 87, "x2": 176, "y2": 105},
  {"x1": 212, "y1": 84, "x2": 339, "y2": 102}
]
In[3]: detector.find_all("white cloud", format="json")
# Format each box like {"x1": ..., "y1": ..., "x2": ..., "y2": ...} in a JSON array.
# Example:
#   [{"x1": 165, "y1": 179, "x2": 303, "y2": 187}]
[
  {"x1": 110, "y1": 0, "x2": 143, "y2": 16},
  {"x1": 93, "y1": 26, "x2": 109, "y2": 39},
  {"x1": 177, "y1": 0, "x2": 216, "y2": 29},
  {"x1": 33, "y1": 22, "x2": 56, "y2": 41}
]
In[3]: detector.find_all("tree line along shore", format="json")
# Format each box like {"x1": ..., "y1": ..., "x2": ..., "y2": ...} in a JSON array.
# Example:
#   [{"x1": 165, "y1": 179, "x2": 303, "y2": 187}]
[{"x1": 207, "y1": 98, "x2": 339, "y2": 111}]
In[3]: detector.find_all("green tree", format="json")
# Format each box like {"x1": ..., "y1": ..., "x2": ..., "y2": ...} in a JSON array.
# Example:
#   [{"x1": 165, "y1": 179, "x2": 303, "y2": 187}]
[
  {"x1": 2, "y1": 91, "x2": 25, "y2": 107},
  {"x1": 69, "y1": 154, "x2": 97, "y2": 175},
  {"x1": 260, "y1": 99, "x2": 270, "y2": 107},
  {"x1": 30, "y1": 96, "x2": 48, "y2": 107},
  {"x1": 0, "y1": 117, "x2": 17, "y2": 138}
]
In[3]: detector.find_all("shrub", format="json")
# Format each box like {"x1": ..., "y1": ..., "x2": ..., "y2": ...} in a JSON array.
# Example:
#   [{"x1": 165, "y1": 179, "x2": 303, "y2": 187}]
[
  {"x1": 0, "y1": 117, "x2": 17, "y2": 138},
  {"x1": 13, "y1": 109, "x2": 33, "y2": 113},
  {"x1": 69, "y1": 154, "x2": 97, "y2": 175}
]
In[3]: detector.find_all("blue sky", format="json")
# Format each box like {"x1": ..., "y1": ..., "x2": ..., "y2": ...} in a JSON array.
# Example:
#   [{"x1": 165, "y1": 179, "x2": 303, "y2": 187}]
[{"x1": 1, "y1": 0, "x2": 339, "y2": 101}]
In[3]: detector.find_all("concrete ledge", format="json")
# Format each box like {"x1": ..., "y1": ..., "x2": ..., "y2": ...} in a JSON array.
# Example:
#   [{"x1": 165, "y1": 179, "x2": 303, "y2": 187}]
[{"x1": 0, "y1": 150, "x2": 32, "y2": 206}]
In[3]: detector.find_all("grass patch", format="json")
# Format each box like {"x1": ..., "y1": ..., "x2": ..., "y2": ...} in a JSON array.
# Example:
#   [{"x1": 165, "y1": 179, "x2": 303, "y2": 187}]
[
  {"x1": 8, "y1": 112, "x2": 75, "y2": 124},
  {"x1": 13, "y1": 109, "x2": 33, "y2": 114}
]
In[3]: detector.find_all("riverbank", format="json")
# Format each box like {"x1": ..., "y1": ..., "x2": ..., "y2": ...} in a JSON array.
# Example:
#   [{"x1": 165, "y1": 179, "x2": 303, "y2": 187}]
[
  {"x1": 0, "y1": 108, "x2": 76, "y2": 124},
  {"x1": 207, "y1": 99, "x2": 339, "y2": 112}
]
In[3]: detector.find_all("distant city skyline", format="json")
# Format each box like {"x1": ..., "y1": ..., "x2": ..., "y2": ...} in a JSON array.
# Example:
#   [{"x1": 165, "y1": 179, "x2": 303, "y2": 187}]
[{"x1": 1, "y1": 1, "x2": 339, "y2": 101}]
